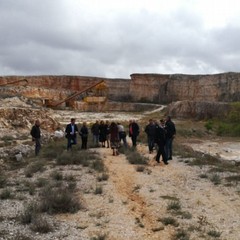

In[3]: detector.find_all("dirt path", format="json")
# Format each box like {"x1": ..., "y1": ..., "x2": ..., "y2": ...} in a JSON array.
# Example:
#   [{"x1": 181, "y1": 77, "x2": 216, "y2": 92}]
[
  {"x1": 54, "y1": 140, "x2": 240, "y2": 239},
  {"x1": 92, "y1": 144, "x2": 240, "y2": 240},
  {"x1": 97, "y1": 148, "x2": 171, "y2": 240}
]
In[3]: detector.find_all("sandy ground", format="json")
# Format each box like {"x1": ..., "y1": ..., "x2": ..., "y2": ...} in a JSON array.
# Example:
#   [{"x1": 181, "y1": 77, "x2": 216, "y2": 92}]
[{"x1": 53, "y1": 139, "x2": 240, "y2": 240}]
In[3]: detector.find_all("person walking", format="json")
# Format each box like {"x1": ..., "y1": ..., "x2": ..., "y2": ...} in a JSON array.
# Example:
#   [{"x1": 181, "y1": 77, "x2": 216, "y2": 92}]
[
  {"x1": 117, "y1": 122, "x2": 127, "y2": 147},
  {"x1": 155, "y1": 121, "x2": 168, "y2": 165},
  {"x1": 110, "y1": 122, "x2": 119, "y2": 156},
  {"x1": 91, "y1": 120, "x2": 100, "y2": 147},
  {"x1": 30, "y1": 119, "x2": 41, "y2": 156},
  {"x1": 144, "y1": 119, "x2": 156, "y2": 153},
  {"x1": 105, "y1": 120, "x2": 110, "y2": 148},
  {"x1": 165, "y1": 116, "x2": 176, "y2": 160},
  {"x1": 79, "y1": 122, "x2": 88, "y2": 149},
  {"x1": 99, "y1": 120, "x2": 107, "y2": 147},
  {"x1": 65, "y1": 118, "x2": 78, "y2": 151},
  {"x1": 129, "y1": 120, "x2": 140, "y2": 147}
]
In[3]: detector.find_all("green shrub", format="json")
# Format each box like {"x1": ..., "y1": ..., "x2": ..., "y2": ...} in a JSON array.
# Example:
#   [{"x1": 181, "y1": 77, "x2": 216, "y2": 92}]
[
  {"x1": 210, "y1": 174, "x2": 221, "y2": 185},
  {"x1": 124, "y1": 148, "x2": 148, "y2": 165},
  {"x1": 40, "y1": 185, "x2": 82, "y2": 214},
  {"x1": 20, "y1": 202, "x2": 39, "y2": 224},
  {"x1": 36, "y1": 178, "x2": 48, "y2": 188},
  {"x1": 207, "y1": 230, "x2": 221, "y2": 238},
  {"x1": 0, "y1": 174, "x2": 7, "y2": 188},
  {"x1": 24, "y1": 161, "x2": 45, "y2": 178},
  {"x1": 159, "y1": 217, "x2": 179, "y2": 227},
  {"x1": 0, "y1": 188, "x2": 12, "y2": 199},
  {"x1": 97, "y1": 173, "x2": 109, "y2": 182},
  {"x1": 167, "y1": 201, "x2": 181, "y2": 211},
  {"x1": 94, "y1": 185, "x2": 103, "y2": 195},
  {"x1": 204, "y1": 120, "x2": 213, "y2": 131},
  {"x1": 30, "y1": 215, "x2": 52, "y2": 233},
  {"x1": 50, "y1": 170, "x2": 63, "y2": 181},
  {"x1": 173, "y1": 229, "x2": 190, "y2": 240}
]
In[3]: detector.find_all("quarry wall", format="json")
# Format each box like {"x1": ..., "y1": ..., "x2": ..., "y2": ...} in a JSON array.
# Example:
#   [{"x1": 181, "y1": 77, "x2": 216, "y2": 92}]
[{"x1": 1, "y1": 72, "x2": 240, "y2": 104}]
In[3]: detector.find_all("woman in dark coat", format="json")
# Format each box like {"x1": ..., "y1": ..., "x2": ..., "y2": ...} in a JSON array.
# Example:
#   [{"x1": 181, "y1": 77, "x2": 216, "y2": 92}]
[
  {"x1": 99, "y1": 120, "x2": 107, "y2": 147},
  {"x1": 110, "y1": 122, "x2": 119, "y2": 156}
]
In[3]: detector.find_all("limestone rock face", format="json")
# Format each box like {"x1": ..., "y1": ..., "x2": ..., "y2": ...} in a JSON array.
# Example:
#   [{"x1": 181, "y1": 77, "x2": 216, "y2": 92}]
[
  {"x1": 130, "y1": 72, "x2": 240, "y2": 103},
  {"x1": 167, "y1": 100, "x2": 231, "y2": 119},
  {"x1": 0, "y1": 72, "x2": 240, "y2": 106},
  {"x1": 0, "y1": 107, "x2": 59, "y2": 133},
  {"x1": 0, "y1": 76, "x2": 130, "y2": 102}
]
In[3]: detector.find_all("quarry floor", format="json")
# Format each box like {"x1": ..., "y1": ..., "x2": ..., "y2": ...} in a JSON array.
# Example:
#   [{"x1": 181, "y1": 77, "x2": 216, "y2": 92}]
[{"x1": 0, "y1": 108, "x2": 240, "y2": 240}]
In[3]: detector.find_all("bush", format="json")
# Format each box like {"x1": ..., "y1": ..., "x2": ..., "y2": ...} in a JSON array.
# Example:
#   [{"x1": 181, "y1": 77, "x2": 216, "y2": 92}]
[
  {"x1": 20, "y1": 202, "x2": 39, "y2": 225},
  {"x1": 173, "y1": 229, "x2": 190, "y2": 240},
  {"x1": 167, "y1": 201, "x2": 181, "y2": 211},
  {"x1": 0, "y1": 188, "x2": 12, "y2": 199},
  {"x1": 207, "y1": 230, "x2": 221, "y2": 238},
  {"x1": 50, "y1": 170, "x2": 63, "y2": 181},
  {"x1": 97, "y1": 173, "x2": 109, "y2": 182},
  {"x1": 159, "y1": 217, "x2": 179, "y2": 227},
  {"x1": 0, "y1": 174, "x2": 7, "y2": 188},
  {"x1": 40, "y1": 184, "x2": 82, "y2": 214},
  {"x1": 24, "y1": 161, "x2": 45, "y2": 178},
  {"x1": 204, "y1": 120, "x2": 213, "y2": 131},
  {"x1": 94, "y1": 185, "x2": 103, "y2": 195},
  {"x1": 30, "y1": 215, "x2": 52, "y2": 233},
  {"x1": 124, "y1": 148, "x2": 148, "y2": 165}
]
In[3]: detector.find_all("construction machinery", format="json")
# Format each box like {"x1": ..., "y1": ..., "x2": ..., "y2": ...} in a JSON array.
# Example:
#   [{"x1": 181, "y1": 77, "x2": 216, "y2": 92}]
[
  {"x1": 49, "y1": 80, "x2": 108, "y2": 109},
  {"x1": 0, "y1": 79, "x2": 28, "y2": 87}
]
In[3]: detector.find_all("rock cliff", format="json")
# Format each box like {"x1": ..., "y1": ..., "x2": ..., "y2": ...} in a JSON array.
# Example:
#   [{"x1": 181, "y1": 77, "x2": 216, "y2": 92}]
[
  {"x1": 0, "y1": 72, "x2": 240, "y2": 108},
  {"x1": 130, "y1": 72, "x2": 240, "y2": 103}
]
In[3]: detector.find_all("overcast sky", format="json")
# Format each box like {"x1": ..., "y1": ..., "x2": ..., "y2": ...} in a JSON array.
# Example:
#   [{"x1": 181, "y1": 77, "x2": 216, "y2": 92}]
[{"x1": 1, "y1": 0, "x2": 240, "y2": 78}]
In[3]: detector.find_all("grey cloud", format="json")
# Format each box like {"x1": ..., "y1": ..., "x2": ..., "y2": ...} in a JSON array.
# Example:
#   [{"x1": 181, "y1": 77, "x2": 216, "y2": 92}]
[{"x1": 0, "y1": 1, "x2": 240, "y2": 77}]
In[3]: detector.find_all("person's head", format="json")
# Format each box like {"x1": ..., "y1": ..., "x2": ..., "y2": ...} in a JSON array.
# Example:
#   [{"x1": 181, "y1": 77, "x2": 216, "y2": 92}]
[
  {"x1": 35, "y1": 120, "x2": 40, "y2": 126},
  {"x1": 83, "y1": 121, "x2": 87, "y2": 126},
  {"x1": 166, "y1": 116, "x2": 171, "y2": 122},
  {"x1": 71, "y1": 118, "x2": 75, "y2": 124},
  {"x1": 160, "y1": 119, "x2": 165, "y2": 126}
]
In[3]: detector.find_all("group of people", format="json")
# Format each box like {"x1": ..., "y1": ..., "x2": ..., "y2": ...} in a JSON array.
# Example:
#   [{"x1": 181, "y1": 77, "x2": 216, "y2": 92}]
[
  {"x1": 145, "y1": 116, "x2": 176, "y2": 165},
  {"x1": 64, "y1": 119, "x2": 135, "y2": 156},
  {"x1": 30, "y1": 116, "x2": 176, "y2": 164}
]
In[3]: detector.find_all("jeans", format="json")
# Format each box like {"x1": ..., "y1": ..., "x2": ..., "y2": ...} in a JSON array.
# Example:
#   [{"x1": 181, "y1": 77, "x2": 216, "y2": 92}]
[
  {"x1": 67, "y1": 137, "x2": 77, "y2": 150},
  {"x1": 147, "y1": 136, "x2": 155, "y2": 152},
  {"x1": 93, "y1": 134, "x2": 99, "y2": 146},
  {"x1": 35, "y1": 138, "x2": 41, "y2": 156}
]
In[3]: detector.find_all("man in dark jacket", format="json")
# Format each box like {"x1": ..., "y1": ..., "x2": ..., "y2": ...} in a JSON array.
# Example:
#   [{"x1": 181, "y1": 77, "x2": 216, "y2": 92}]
[
  {"x1": 65, "y1": 118, "x2": 78, "y2": 151},
  {"x1": 144, "y1": 119, "x2": 156, "y2": 153},
  {"x1": 30, "y1": 119, "x2": 41, "y2": 156},
  {"x1": 79, "y1": 122, "x2": 89, "y2": 149},
  {"x1": 165, "y1": 116, "x2": 176, "y2": 160},
  {"x1": 155, "y1": 122, "x2": 168, "y2": 165}
]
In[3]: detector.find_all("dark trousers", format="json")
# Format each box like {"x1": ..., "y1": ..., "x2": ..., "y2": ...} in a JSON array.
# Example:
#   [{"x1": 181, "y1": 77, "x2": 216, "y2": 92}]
[
  {"x1": 165, "y1": 137, "x2": 173, "y2": 159},
  {"x1": 119, "y1": 132, "x2": 127, "y2": 147},
  {"x1": 131, "y1": 135, "x2": 138, "y2": 147},
  {"x1": 67, "y1": 137, "x2": 77, "y2": 150},
  {"x1": 35, "y1": 138, "x2": 41, "y2": 156},
  {"x1": 156, "y1": 143, "x2": 167, "y2": 163},
  {"x1": 147, "y1": 136, "x2": 155, "y2": 152},
  {"x1": 81, "y1": 137, "x2": 88, "y2": 149}
]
